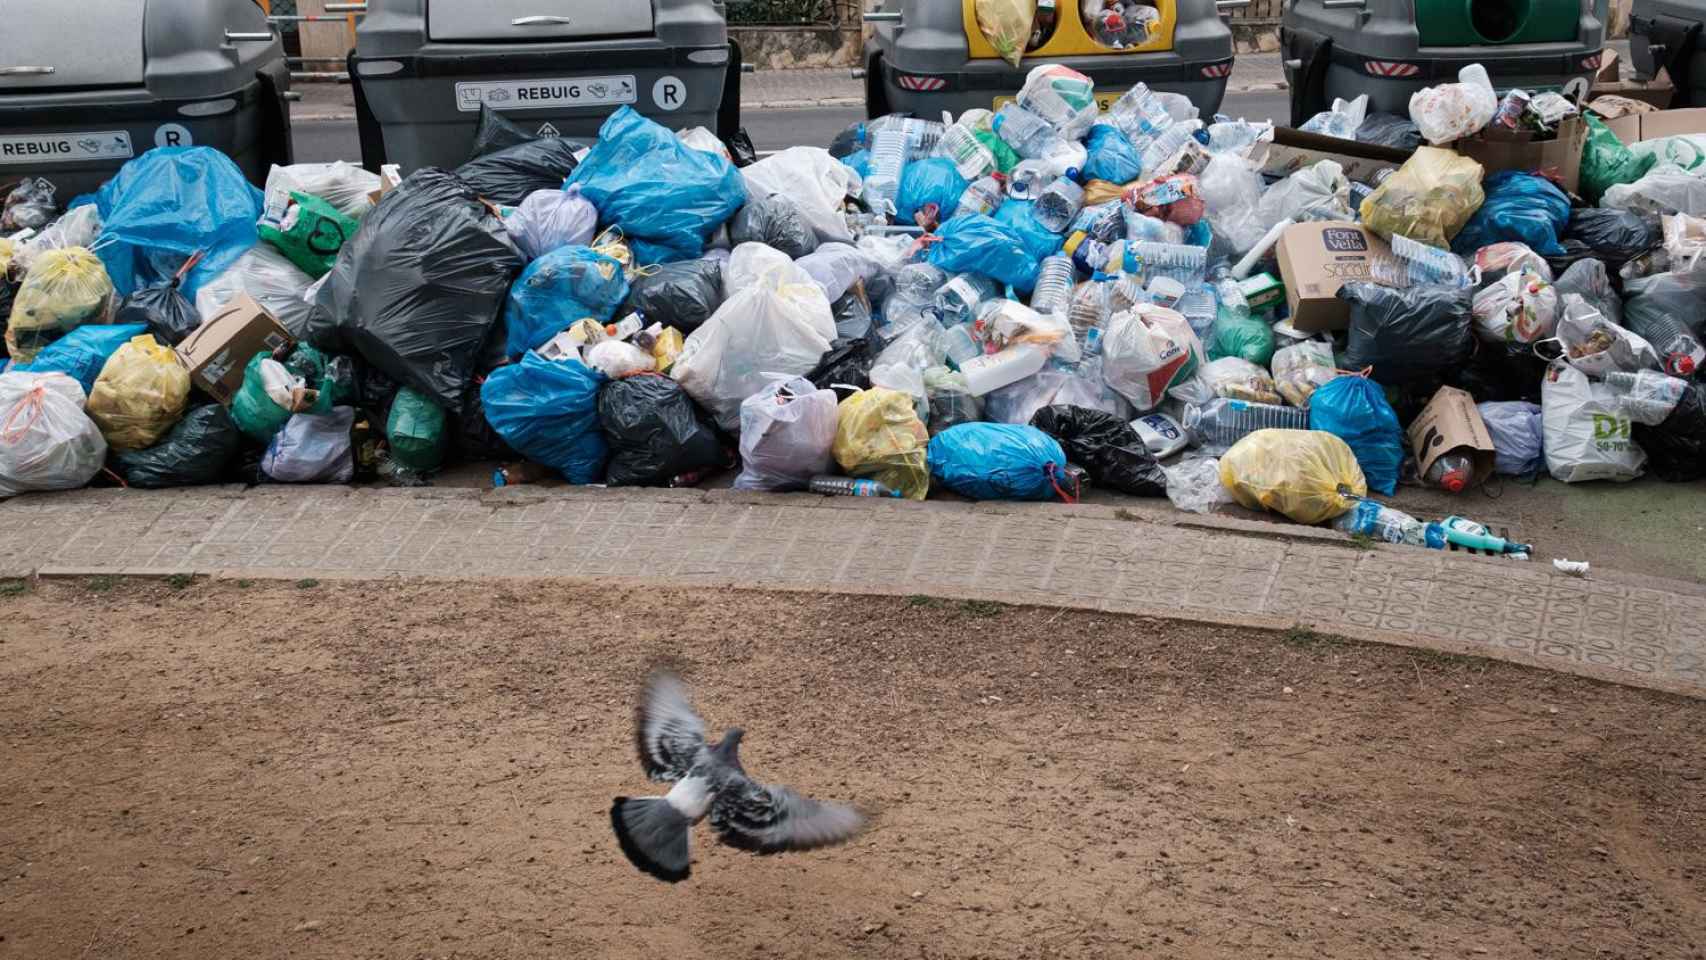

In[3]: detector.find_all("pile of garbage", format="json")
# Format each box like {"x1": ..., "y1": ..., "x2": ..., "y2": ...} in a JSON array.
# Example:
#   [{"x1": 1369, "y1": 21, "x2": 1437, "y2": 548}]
[{"x1": 0, "y1": 63, "x2": 1703, "y2": 558}]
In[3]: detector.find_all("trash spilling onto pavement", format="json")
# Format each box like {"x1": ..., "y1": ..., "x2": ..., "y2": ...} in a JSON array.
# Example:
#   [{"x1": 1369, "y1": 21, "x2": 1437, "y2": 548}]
[{"x1": 6, "y1": 64, "x2": 1706, "y2": 566}]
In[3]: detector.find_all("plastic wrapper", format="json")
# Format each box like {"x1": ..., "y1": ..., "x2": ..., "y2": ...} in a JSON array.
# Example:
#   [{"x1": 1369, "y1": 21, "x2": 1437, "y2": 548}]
[
  {"x1": 1030, "y1": 403, "x2": 1166, "y2": 496},
  {"x1": 734, "y1": 377, "x2": 840, "y2": 491},
  {"x1": 928, "y1": 422, "x2": 1074, "y2": 501},
  {"x1": 1083, "y1": 124, "x2": 1144, "y2": 184},
  {"x1": 1163, "y1": 455, "x2": 1231, "y2": 514},
  {"x1": 1299, "y1": 95, "x2": 1368, "y2": 140},
  {"x1": 1472, "y1": 268, "x2": 1560, "y2": 344},
  {"x1": 1101, "y1": 303, "x2": 1203, "y2": 410},
  {"x1": 1341, "y1": 281, "x2": 1473, "y2": 385},
  {"x1": 1601, "y1": 164, "x2": 1706, "y2": 217},
  {"x1": 1581, "y1": 115, "x2": 1656, "y2": 203},
  {"x1": 12, "y1": 323, "x2": 147, "y2": 393},
  {"x1": 1256, "y1": 160, "x2": 1354, "y2": 225},
  {"x1": 502, "y1": 187, "x2": 599, "y2": 261},
  {"x1": 1270, "y1": 340, "x2": 1335, "y2": 408},
  {"x1": 597, "y1": 373, "x2": 728, "y2": 487},
  {"x1": 1308, "y1": 374, "x2": 1403, "y2": 496},
  {"x1": 624, "y1": 258, "x2": 724, "y2": 335},
  {"x1": 113, "y1": 404, "x2": 244, "y2": 489},
  {"x1": 797, "y1": 243, "x2": 879, "y2": 304},
  {"x1": 385, "y1": 387, "x2": 447, "y2": 474},
  {"x1": 258, "y1": 190, "x2": 359, "y2": 279},
  {"x1": 88, "y1": 147, "x2": 263, "y2": 300},
  {"x1": 924, "y1": 366, "x2": 984, "y2": 436},
  {"x1": 832, "y1": 387, "x2": 930, "y2": 500},
  {"x1": 310, "y1": 168, "x2": 526, "y2": 413},
  {"x1": 896, "y1": 158, "x2": 969, "y2": 228},
  {"x1": 1542, "y1": 362, "x2": 1647, "y2": 483},
  {"x1": 504, "y1": 246, "x2": 629, "y2": 357},
  {"x1": 1477, "y1": 400, "x2": 1546, "y2": 478},
  {"x1": 739, "y1": 146, "x2": 857, "y2": 245},
  {"x1": 1664, "y1": 212, "x2": 1706, "y2": 269},
  {"x1": 12, "y1": 205, "x2": 102, "y2": 275},
  {"x1": 925, "y1": 213, "x2": 1044, "y2": 293},
  {"x1": 1358, "y1": 146, "x2": 1485, "y2": 248},
  {"x1": 672, "y1": 243, "x2": 836, "y2": 432},
  {"x1": 1552, "y1": 258, "x2": 1622, "y2": 325},
  {"x1": 85, "y1": 334, "x2": 190, "y2": 451},
  {"x1": 262, "y1": 407, "x2": 355, "y2": 483},
  {"x1": 1200, "y1": 356, "x2": 1282, "y2": 404},
  {"x1": 5, "y1": 247, "x2": 115, "y2": 363},
  {"x1": 1356, "y1": 112, "x2": 1423, "y2": 151},
  {"x1": 1452, "y1": 171, "x2": 1570, "y2": 256},
  {"x1": 2, "y1": 178, "x2": 56, "y2": 232},
  {"x1": 565, "y1": 107, "x2": 747, "y2": 263},
  {"x1": 1198, "y1": 153, "x2": 1268, "y2": 255},
  {"x1": 975, "y1": 0, "x2": 1035, "y2": 67},
  {"x1": 194, "y1": 242, "x2": 316, "y2": 338},
  {"x1": 1125, "y1": 173, "x2": 1205, "y2": 227},
  {"x1": 1017, "y1": 64, "x2": 1098, "y2": 140},
  {"x1": 1634, "y1": 384, "x2": 1706, "y2": 482},
  {"x1": 481, "y1": 354, "x2": 608, "y2": 483},
  {"x1": 730, "y1": 194, "x2": 819, "y2": 259},
  {"x1": 0, "y1": 372, "x2": 106, "y2": 496},
  {"x1": 1219, "y1": 429, "x2": 1368, "y2": 524},
  {"x1": 1408, "y1": 77, "x2": 1497, "y2": 145},
  {"x1": 454, "y1": 137, "x2": 584, "y2": 206},
  {"x1": 263, "y1": 161, "x2": 380, "y2": 221}
]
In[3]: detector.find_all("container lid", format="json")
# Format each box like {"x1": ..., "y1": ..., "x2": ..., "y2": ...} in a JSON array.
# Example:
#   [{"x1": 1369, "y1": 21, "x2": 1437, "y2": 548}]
[
  {"x1": 0, "y1": 0, "x2": 144, "y2": 89},
  {"x1": 427, "y1": 0, "x2": 654, "y2": 43}
]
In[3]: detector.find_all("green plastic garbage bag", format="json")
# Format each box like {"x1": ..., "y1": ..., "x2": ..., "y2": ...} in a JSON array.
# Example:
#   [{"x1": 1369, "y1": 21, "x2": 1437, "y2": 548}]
[
  {"x1": 1580, "y1": 115, "x2": 1656, "y2": 204},
  {"x1": 1206, "y1": 312, "x2": 1276, "y2": 367},
  {"x1": 259, "y1": 190, "x2": 359, "y2": 279},
  {"x1": 386, "y1": 387, "x2": 447, "y2": 474},
  {"x1": 230, "y1": 352, "x2": 333, "y2": 442}
]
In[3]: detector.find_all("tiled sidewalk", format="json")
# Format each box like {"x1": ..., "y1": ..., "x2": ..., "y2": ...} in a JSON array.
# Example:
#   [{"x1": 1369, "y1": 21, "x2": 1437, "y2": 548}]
[{"x1": 1, "y1": 485, "x2": 1700, "y2": 699}]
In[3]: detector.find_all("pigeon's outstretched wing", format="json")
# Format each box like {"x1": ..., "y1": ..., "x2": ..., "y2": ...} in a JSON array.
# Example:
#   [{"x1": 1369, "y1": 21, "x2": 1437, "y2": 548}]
[
  {"x1": 710, "y1": 778, "x2": 865, "y2": 854},
  {"x1": 634, "y1": 671, "x2": 708, "y2": 782}
]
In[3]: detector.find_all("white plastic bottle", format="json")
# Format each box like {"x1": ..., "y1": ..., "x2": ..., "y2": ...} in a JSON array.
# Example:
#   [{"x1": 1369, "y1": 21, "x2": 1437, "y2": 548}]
[{"x1": 961, "y1": 343, "x2": 1049, "y2": 396}]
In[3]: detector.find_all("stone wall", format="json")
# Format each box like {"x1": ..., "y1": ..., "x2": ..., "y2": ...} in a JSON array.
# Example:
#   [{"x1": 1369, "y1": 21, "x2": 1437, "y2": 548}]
[{"x1": 732, "y1": 24, "x2": 864, "y2": 69}]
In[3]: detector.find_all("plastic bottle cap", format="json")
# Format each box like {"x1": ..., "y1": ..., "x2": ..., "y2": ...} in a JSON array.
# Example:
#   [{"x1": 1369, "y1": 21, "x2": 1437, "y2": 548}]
[
  {"x1": 991, "y1": 114, "x2": 1005, "y2": 134},
  {"x1": 1442, "y1": 471, "x2": 1468, "y2": 494}
]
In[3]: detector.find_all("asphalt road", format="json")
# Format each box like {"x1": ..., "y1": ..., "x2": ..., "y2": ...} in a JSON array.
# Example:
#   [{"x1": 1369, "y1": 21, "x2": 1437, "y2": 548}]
[{"x1": 292, "y1": 89, "x2": 1293, "y2": 163}]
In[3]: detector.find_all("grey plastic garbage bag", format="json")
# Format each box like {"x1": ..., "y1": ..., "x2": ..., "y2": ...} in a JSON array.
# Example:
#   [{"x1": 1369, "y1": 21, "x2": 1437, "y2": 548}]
[
  {"x1": 730, "y1": 194, "x2": 818, "y2": 260},
  {"x1": 1477, "y1": 400, "x2": 1545, "y2": 478},
  {"x1": 262, "y1": 406, "x2": 355, "y2": 483}
]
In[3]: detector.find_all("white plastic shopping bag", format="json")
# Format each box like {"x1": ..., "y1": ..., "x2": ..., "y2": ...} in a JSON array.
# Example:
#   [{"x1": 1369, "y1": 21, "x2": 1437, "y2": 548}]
[{"x1": 1541, "y1": 362, "x2": 1647, "y2": 483}]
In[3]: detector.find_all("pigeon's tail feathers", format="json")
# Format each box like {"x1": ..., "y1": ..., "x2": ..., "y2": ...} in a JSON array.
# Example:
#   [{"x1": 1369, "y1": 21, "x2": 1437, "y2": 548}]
[{"x1": 611, "y1": 797, "x2": 693, "y2": 883}]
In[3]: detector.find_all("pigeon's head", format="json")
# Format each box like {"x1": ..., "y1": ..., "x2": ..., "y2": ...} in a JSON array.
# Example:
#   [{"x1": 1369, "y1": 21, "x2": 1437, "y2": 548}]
[{"x1": 713, "y1": 728, "x2": 745, "y2": 766}]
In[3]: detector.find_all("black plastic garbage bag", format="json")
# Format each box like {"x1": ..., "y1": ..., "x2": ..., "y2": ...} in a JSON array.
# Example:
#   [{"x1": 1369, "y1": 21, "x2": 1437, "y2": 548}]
[
  {"x1": 597, "y1": 374, "x2": 730, "y2": 486},
  {"x1": 806, "y1": 335, "x2": 878, "y2": 397},
  {"x1": 833, "y1": 286, "x2": 874, "y2": 340},
  {"x1": 1552, "y1": 258, "x2": 1624, "y2": 325},
  {"x1": 1341, "y1": 281, "x2": 1474, "y2": 386},
  {"x1": 1447, "y1": 340, "x2": 1547, "y2": 405},
  {"x1": 112, "y1": 404, "x2": 245, "y2": 488},
  {"x1": 454, "y1": 138, "x2": 586, "y2": 206},
  {"x1": 724, "y1": 128, "x2": 759, "y2": 168},
  {"x1": 730, "y1": 193, "x2": 818, "y2": 259},
  {"x1": 1557, "y1": 208, "x2": 1661, "y2": 270},
  {"x1": 1029, "y1": 404, "x2": 1167, "y2": 496},
  {"x1": 114, "y1": 279, "x2": 200, "y2": 346},
  {"x1": 456, "y1": 373, "x2": 517, "y2": 462},
  {"x1": 1356, "y1": 112, "x2": 1423, "y2": 152},
  {"x1": 1635, "y1": 383, "x2": 1706, "y2": 482},
  {"x1": 467, "y1": 104, "x2": 537, "y2": 161},
  {"x1": 309, "y1": 168, "x2": 526, "y2": 414},
  {"x1": 624, "y1": 258, "x2": 724, "y2": 334}
]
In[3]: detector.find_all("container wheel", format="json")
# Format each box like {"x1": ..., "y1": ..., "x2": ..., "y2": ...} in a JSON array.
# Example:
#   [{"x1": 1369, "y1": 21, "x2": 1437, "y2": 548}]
[{"x1": 865, "y1": 52, "x2": 892, "y2": 119}]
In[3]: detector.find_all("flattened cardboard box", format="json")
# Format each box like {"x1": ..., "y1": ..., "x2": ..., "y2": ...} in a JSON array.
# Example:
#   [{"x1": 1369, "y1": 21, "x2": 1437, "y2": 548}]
[
  {"x1": 1407, "y1": 386, "x2": 1496, "y2": 487},
  {"x1": 175, "y1": 292, "x2": 295, "y2": 405},
  {"x1": 1262, "y1": 127, "x2": 1411, "y2": 184},
  {"x1": 1274, "y1": 221, "x2": 1389, "y2": 333}
]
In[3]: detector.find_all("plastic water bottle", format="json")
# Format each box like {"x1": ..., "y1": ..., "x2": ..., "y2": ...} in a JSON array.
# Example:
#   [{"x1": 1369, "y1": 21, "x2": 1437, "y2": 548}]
[
  {"x1": 1106, "y1": 83, "x2": 1174, "y2": 145},
  {"x1": 943, "y1": 322, "x2": 982, "y2": 367},
  {"x1": 863, "y1": 125, "x2": 909, "y2": 216},
  {"x1": 1007, "y1": 161, "x2": 1049, "y2": 200},
  {"x1": 1068, "y1": 279, "x2": 1111, "y2": 354},
  {"x1": 1127, "y1": 241, "x2": 1208, "y2": 284},
  {"x1": 1176, "y1": 284, "x2": 1217, "y2": 340},
  {"x1": 1625, "y1": 312, "x2": 1706, "y2": 377},
  {"x1": 906, "y1": 118, "x2": 945, "y2": 159},
  {"x1": 1332, "y1": 499, "x2": 1427, "y2": 546},
  {"x1": 935, "y1": 273, "x2": 999, "y2": 325},
  {"x1": 954, "y1": 173, "x2": 1007, "y2": 219},
  {"x1": 1184, "y1": 398, "x2": 1310, "y2": 448},
  {"x1": 939, "y1": 124, "x2": 997, "y2": 180},
  {"x1": 1034, "y1": 176, "x2": 1085, "y2": 234},
  {"x1": 1423, "y1": 452, "x2": 1477, "y2": 493},
  {"x1": 1030, "y1": 255, "x2": 1076, "y2": 316},
  {"x1": 1139, "y1": 120, "x2": 1205, "y2": 175},
  {"x1": 1380, "y1": 234, "x2": 1474, "y2": 288},
  {"x1": 1605, "y1": 369, "x2": 1689, "y2": 425},
  {"x1": 810, "y1": 476, "x2": 902, "y2": 497},
  {"x1": 993, "y1": 103, "x2": 1061, "y2": 160}
]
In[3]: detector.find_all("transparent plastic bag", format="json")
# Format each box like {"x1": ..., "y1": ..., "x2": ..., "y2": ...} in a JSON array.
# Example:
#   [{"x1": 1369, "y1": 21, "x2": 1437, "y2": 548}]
[
  {"x1": 262, "y1": 407, "x2": 355, "y2": 484},
  {"x1": 1198, "y1": 153, "x2": 1268, "y2": 255},
  {"x1": 502, "y1": 187, "x2": 599, "y2": 261},
  {"x1": 1270, "y1": 340, "x2": 1335, "y2": 408},
  {"x1": 1358, "y1": 146, "x2": 1485, "y2": 248},
  {"x1": 5, "y1": 247, "x2": 115, "y2": 364},
  {"x1": 0, "y1": 372, "x2": 106, "y2": 496},
  {"x1": 263, "y1": 161, "x2": 381, "y2": 221},
  {"x1": 1548, "y1": 295, "x2": 1662, "y2": 378},
  {"x1": 1298, "y1": 95, "x2": 1368, "y2": 140},
  {"x1": 740, "y1": 146, "x2": 858, "y2": 245},
  {"x1": 195, "y1": 242, "x2": 316, "y2": 338},
  {"x1": 734, "y1": 377, "x2": 840, "y2": 491},
  {"x1": 1601, "y1": 164, "x2": 1706, "y2": 217},
  {"x1": 1163, "y1": 455, "x2": 1231, "y2": 514},
  {"x1": 585, "y1": 340, "x2": 656, "y2": 378},
  {"x1": 1219, "y1": 429, "x2": 1367, "y2": 524},
  {"x1": 832, "y1": 387, "x2": 930, "y2": 500},
  {"x1": 12, "y1": 205, "x2": 102, "y2": 275},
  {"x1": 2, "y1": 177, "x2": 57, "y2": 231},
  {"x1": 1471, "y1": 268, "x2": 1560, "y2": 344},
  {"x1": 85, "y1": 334, "x2": 191, "y2": 451},
  {"x1": 1200, "y1": 356, "x2": 1282, "y2": 404},
  {"x1": 1255, "y1": 159, "x2": 1353, "y2": 225}
]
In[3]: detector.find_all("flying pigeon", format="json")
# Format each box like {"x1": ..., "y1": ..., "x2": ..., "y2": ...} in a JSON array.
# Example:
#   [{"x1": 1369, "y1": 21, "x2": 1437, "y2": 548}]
[{"x1": 610, "y1": 670, "x2": 865, "y2": 883}]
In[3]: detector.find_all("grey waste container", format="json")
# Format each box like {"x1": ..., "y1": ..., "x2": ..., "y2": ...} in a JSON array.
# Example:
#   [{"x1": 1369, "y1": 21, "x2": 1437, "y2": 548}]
[
  {"x1": 350, "y1": 0, "x2": 739, "y2": 172},
  {"x1": 1631, "y1": 0, "x2": 1706, "y2": 107},
  {"x1": 864, "y1": 0, "x2": 1237, "y2": 120},
  {"x1": 0, "y1": 0, "x2": 293, "y2": 198},
  {"x1": 1282, "y1": 0, "x2": 1609, "y2": 124}
]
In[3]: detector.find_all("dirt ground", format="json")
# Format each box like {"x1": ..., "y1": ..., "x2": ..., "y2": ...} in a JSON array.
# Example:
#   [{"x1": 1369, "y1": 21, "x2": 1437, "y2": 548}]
[{"x1": 2, "y1": 579, "x2": 1703, "y2": 960}]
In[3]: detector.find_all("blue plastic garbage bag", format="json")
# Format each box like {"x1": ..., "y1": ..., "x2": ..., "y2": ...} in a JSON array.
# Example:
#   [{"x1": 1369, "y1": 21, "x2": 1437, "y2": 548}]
[
  {"x1": 564, "y1": 107, "x2": 746, "y2": 264},
  {"x1": 841, "y1": 149, "x2": 872, "y2": 182},
  {"x1": 503, "y1": 246, "x2": 629, "y2": 357},
  {"x1": 1082, "y1": 124, "x2": 1143, "y2": 184},
  {"x1": 926, "y1": 214, "x2": 1044, "y2": 294},
  {"x1": 13, "y1": 323, "x2": 148, "y2": 393},
  {"x1": 1309, "y1": 375, "x2": 1403, "y2": 496},
  {"x1": 85, "y1": 147, "x2": 264, "y2": 300},
  {"x1": 927, "y1": 422, "x2": 1073, "y2": 501},
  {"x1": 1477, "y1": 400, "x2": 1546, "y2": 477},
  {"x1": 992, "y1": 200, "x2": 1066, "y2": 261},
  {"x1": 896, "y1": 158, "x2": 968, "y2": 225},
  {"x1": 480, "y1": 353, "x2": 608, "y2": 484},
  {"x1": 1451, "y1": 171, "x2": 1571, "y2": 257}
]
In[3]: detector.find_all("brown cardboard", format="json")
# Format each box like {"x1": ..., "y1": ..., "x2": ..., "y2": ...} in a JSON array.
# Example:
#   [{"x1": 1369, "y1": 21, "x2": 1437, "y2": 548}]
[
  {"x1": 1588, "y1": 71, "x2": 1677, "y2": 110},
  {"x1": 1274, "y1": 221, "x2": 1389, "y2": 333},
  {"x1": 366, "y1": 163, "x2": 402, "y2": 207},
  {"x1": 174, "y1": 293, "x2": 295, "y2": 404},
  {"x1": 1407, "y1": 386, "x2": 1496, "y2": 487},
  {"x1": 1597, "y1": 47, "x2": 1620, "y2": 83},
  {"x1": 1631, "y1": 106, "x2": 1706, "y2": 140},
  {"x1": 1454, "y1": 114, "x2": 1587, "y2": 195},
  {"x1": 1262, "y1": 127, "x2": 1411, "y2": 184}
]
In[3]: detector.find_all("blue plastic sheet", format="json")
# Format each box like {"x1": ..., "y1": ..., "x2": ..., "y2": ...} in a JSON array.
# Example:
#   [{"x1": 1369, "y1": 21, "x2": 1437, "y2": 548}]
[
  {"x1": 503, "y1": 246, "x2": 629, "y2": 357},
  {"x1": 1308, "y1": 375, "x2": 1403, "y2": 496},
  {"x1": 13, "y1": 323, "x2": 148, "y2": 393},
  {"x1": 927, "y1": 422, "x2": 1069, "y2": 501},
  {"x1": 895, "y1": 158, "x2": 968, "y2": 225},
  {"x1": 1478, "y1": 400, "x2": 1546, "y2": 477},
  {"x1": 480, "y1": 353, "x2": 608, "y2": 484},
  {"x1": 1451, "y1": 171, "x2": 1571, "y2": 257},
  {"x1": 927, "y1": 214, "x2": 1045, "y2": 294},
  {"x1": 563, "y1": 107, "x2": 746, "y2": 264},
  {"x1": 85, "y1": 147, "x2": 264, "y2": 299},
  {"x1": 1082, "y1": 124, "x2": 1143, "y2": 184}
]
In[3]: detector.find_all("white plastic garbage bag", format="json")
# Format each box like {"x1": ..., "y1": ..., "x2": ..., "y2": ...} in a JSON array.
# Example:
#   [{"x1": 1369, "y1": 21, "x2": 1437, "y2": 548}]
[
  {"x1": 1100, "y1": 303, "x2": 1205, "y2": 411},
  {"x1": 1255, "y1": 159, "x2": 1354, "y2": 224},
  {"x1": 1199, "y1": 153, "x2": 1269, "y2": 255},
  {"x1": 262, "y1": 161, "x2": 381, "y2": 221},
  {"x1": 12, "y1": 205, "x2": 102, "y2": 274},
  {"x1": 677, "y1": 126, "x2": 733, "y2": 162},
  {"x1": 1472, "y1": 268, "x2": 1560, "y2": 344},
  {"x1": 1542, "y1": 363, "x2": 1647, "y2": 483},
  {"x1": 585, "y1": 340, "x2": 655, "y2": 378},
  {"x1": 194, "y1": 242, "x2": 317, "y2": 337},
  {"x1": 262, "y1": 406, "x2": 355, "y2": 483},
  {"x1": 1298, "y1": 95, "x2": 1368, "y2": 140},
  {"x1": 1601, "y1": 164, "x2": 1706, "y2": 217},
  {"x1": 1409, "y1": 66, "x2": 1498, "y2": 145},
  {"x1": 797, "y1": 242, "x2": 881, "y2": 302},
  {"x1": 740, "y1": 147, "x2": 857, "y2": 244},
  {"x1": 869, "y1": 317, "x2": 949, "y2": 410},
  {"x1": 502, "y1": 187, "x2": 599, "y2": 261},
  {"x1": 1550, "y1": 295, "x2": 1662, "y2": 378},
  {"x1": 732, "y1": 377, "x2": 840, "y2": 491},
  {"x1": 0, "y1": 372, "x2": 107, "y2": 496},
  {"x1": 672, "y1": 243, "x2": 837, "y2": 431}
]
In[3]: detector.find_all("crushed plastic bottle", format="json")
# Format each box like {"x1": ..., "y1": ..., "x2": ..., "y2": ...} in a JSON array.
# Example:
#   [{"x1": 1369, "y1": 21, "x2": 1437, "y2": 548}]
[
  {"x1": 1106, "y1": 82, "x2": 1174, "y2": 145},
  {"x1": 940, "y1": 124, "x2": 998, "y2": 181},
  {"x1": 1176, "y1": 283, "x2": 1217, "y2": 341},
  {"x1": 1604, "y1": 369, "x2": 1689, "y2": 425},
  {"x1": 863, "y1": 125, "x2": 909, "y2": 216},
  {"x1": 1068, "y1": 279, "x2": 1111, "y2": 355},
  {"x1": 993, "y1": 102, "x2": 1061, "y2": 160},
  {"x1": 954, "y1": 173, "x2": 1008, "y2": 219},
  {"x1": 935, "y1": 273, "x2": 1000, "y2": 326},
  {"x1": 1332, "y1": 499, "x2": 1427, "y2": 546},
  {"x1": 1625, "y1": 312, "x2": 1706, "y2": 378},
  {"x1": 1126, "y1": 241, "x2": 1208, "y2": 284}
]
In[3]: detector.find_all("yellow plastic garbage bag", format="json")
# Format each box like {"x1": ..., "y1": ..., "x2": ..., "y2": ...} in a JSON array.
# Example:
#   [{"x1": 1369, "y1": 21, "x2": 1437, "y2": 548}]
[
  {"x1": 976, "y1": 0, "x2": 1036, "y2": 68},
  {"x1": 833, "y1": 387, "x2": 930, "y2": 500},
  {"x1": 1219, "y1": 429, "x2": 1367, "y2": 525},
  {"x1": 1358, "y1": 146, "x2": 1484, "y2": 249},
  {"x1": 86, "y1": 334, "x2": 191, "y2": 451},
  {"x1": 5, "y1": 246, "x2": 115, "y2": 363}
]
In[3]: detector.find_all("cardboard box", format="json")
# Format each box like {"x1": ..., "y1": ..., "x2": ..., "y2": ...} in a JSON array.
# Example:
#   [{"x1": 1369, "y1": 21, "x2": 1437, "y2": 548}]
[
  {"x1": 1262, "y1": 127, "x2": 1411, "y2": 184},
  {"x1": 1274, "y1": 221, "x2": 1390, "y2": 332},
  {"x1": 174, "y1": 293, "x2": 295, "y2": 404},
  {"x1": 1407, "y1": 386, "x2": 1496, "y2": 488},
  {"x1": 1453, "y1": 114, "x2": 1587, "y2": 195},
  {"x1": 1589, "y1": 102, "x2": 1706, "y2": 144},
  {"x1": 366, "y1": 163, "x2": 402, "y2": 207}
]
